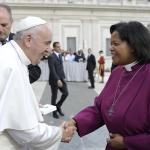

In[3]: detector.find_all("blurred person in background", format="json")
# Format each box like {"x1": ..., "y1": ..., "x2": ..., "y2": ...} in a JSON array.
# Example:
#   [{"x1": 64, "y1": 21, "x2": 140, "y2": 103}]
[
  {"x1": 65, "y1": 49, "x2": 75, "y2": 62},
  {"x1": 86, "y1": 48, "x2": 96, "y2": 89},
  {"x1": 48, "y1": 42, "x2": 69, "y2": 119},
  {"x1": 98, "y1": 50, "x2": 105, "y2": 83},
  {"x1": 75, "y1": 49, "x2": 86, "y2": 62}
]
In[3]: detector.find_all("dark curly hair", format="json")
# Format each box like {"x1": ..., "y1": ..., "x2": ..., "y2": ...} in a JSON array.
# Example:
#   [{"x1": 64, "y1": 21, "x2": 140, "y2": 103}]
[{"x1": 110, "y1": 21, "x2": 150, "y2": 64}]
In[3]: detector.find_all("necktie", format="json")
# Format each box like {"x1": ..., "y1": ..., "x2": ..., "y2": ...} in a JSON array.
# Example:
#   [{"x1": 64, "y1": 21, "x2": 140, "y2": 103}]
[
  {"x1": 59, "y1": 54, "x2": 61, "y2": 59},
  {"x1": 58, "y1": 54, "x2": 62, "y2": 62},
  {"x1": 1, "y1": 40, "x2": 6, "y2": 45}
]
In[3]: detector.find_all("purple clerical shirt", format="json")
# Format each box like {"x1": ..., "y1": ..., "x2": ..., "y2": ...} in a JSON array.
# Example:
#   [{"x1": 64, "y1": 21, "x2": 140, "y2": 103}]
[{"x1": 74, "y1": 64, "x2": 150, "y2": 150}]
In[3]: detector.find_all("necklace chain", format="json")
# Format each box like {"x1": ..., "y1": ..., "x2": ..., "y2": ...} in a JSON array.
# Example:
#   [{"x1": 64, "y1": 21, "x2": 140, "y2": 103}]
[{"x1": 108, "y1": 65, "x2": 145, "y2": 116}]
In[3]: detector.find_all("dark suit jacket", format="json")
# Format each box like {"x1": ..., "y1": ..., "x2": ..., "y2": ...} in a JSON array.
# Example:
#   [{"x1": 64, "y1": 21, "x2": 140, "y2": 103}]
[
  {"x1": 8, "y1": 33, "x2": 41, "y2": 83},
  {"x1": 86, "y1": 54, "x2": 96, "y2": 71},
  {"x1": 48, "y1": 53, "x2": 65, "y2": 85}
]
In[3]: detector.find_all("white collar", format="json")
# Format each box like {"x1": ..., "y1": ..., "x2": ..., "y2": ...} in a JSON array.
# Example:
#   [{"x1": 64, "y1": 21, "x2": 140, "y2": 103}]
[
  {"x1": 10, "y1": 40, "x2": 31, "y2": 66},
  {"x1": 124, "y1": 61, "x2": 138, "y2": 71}
]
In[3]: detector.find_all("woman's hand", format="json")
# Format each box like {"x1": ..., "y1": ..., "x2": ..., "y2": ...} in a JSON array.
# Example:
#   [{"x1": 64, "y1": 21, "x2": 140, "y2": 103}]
[{"x1": 107, "y1": 133, "x2": 127, "y2": 149}]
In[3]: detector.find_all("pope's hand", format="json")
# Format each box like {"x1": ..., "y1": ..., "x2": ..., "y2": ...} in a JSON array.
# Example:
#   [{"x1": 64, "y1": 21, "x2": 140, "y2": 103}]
[{"x1": 61, "y1": 120, "x2": 77, "y2": 143}]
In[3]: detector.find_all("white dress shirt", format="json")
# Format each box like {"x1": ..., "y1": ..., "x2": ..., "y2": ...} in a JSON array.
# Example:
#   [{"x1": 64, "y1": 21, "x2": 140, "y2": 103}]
[{"x1": 65, "y1": 54, "x2": 75, "y2": 62}]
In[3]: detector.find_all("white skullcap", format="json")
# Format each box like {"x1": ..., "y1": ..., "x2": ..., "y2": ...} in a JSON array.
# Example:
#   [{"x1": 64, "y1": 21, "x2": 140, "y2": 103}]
[{"x1": 14, "y1": 16, "x2": 47, "y2": 33}]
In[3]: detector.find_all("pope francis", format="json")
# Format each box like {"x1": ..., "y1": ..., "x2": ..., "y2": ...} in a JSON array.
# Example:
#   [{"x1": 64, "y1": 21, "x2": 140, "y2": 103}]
[{"x1": 0, "y1": 16, "x2": 76, "y2": 150}]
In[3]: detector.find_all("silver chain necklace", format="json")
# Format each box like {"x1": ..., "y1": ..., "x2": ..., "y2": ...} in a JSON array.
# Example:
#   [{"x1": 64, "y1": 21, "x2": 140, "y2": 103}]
[{"x1": 108, "y1": 65, "x2": 145, "y2": 117}]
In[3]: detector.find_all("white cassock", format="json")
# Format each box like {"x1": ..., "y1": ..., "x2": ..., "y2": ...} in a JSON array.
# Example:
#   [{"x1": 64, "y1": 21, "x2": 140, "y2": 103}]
[{"x1": 0, "y1": 40, "x2": 62, "y2": 150}]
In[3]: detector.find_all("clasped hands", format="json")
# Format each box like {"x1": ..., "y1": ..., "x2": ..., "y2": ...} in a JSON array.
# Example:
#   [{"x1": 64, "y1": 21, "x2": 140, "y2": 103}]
[
  {"x1": 61, "y1": 119, "x2": 76, "y2": 143},
  {"x1": 60, "y1": 120, "x2": 127, "y2": 148}
]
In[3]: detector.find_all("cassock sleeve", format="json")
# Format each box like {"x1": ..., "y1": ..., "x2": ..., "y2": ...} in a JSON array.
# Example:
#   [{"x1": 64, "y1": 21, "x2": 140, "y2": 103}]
[
  {"x1": 123, "y1": 91, "x2": 150, "y2": 150},
  {"x1": 124, "y1": 133, "x2": 150, "y2": 149},
  {"x1": 73, "y1": 95, "x2": 104, "y2": 137},
  {"x1": 7, "y1": 123, "x2": 62, "y2": 150}
]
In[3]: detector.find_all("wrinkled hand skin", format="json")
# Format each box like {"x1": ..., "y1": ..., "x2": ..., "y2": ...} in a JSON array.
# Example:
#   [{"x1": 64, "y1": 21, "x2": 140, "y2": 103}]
[
  {"x1": 107, "y1": 133, "x2": 127, "y2": 149},
  {"x1": 61, "y1": 120, "x2": 77, "y2": 143}
]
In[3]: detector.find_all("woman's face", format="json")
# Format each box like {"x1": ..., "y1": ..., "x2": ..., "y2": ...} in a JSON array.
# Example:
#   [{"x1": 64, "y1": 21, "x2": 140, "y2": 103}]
[{"x1": 110, "y1": 31, "x2": 135, "y2": 65}]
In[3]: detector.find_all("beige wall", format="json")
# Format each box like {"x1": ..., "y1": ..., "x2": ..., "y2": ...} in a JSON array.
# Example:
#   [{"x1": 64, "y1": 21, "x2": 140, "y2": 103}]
[{"x1": 4, "y1": 0, "x2": 150, "y2": 69}]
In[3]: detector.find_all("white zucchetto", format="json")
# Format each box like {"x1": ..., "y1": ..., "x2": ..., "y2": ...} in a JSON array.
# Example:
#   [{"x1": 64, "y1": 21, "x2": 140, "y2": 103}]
[{"x1": 14, "y1": 16, "x2": 47, "y2": 33}]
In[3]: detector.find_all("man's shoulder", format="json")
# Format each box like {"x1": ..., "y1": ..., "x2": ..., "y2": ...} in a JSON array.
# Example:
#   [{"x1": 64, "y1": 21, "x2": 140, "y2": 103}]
[
  {"x1": 90, "y1": 54, "x2": 95, "y2": 58},
  {"x1": 48, "y1": 53, "x2": 58, "y2": 63}
]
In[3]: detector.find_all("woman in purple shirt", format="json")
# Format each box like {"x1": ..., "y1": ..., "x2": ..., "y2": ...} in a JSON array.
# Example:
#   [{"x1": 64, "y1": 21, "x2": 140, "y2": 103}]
[{"x1": 66, "y1": 21, "x2": 150, "y2": 150}]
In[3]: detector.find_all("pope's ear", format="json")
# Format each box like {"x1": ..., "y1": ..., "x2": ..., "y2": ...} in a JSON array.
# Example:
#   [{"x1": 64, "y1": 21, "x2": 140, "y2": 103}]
[{"x1": 24, "y1": 34, "x2": 32, "y2": 47}]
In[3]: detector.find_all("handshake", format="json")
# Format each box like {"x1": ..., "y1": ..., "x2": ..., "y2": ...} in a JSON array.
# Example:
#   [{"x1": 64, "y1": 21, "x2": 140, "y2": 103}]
[{"x1": 60, "y1": 119, "x2": 77, "y2": 143}]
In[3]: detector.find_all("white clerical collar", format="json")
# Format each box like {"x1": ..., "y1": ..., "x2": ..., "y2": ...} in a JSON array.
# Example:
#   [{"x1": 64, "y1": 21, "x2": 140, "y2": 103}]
[
  {"x1": 10, "y1": 40, "x2": 31, "y2": 66},
  {"x1": 124, "y1": 61, "x2": 138, "y2": 71}
]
